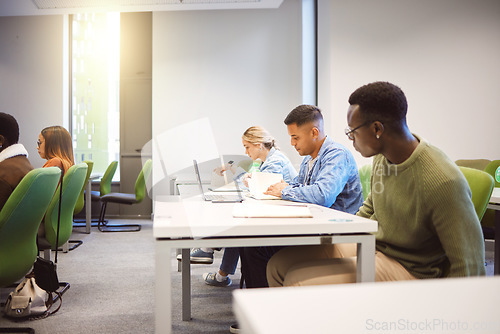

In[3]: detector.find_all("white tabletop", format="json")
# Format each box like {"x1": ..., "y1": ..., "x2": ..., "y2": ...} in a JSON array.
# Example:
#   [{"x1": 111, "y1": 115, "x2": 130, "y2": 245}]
[
  {"x1": 153, "y1": 195, "x2": 377, "y2": 239},
  {"x1": 233, "y1": 276, "x2": 500, "y2": 334}
]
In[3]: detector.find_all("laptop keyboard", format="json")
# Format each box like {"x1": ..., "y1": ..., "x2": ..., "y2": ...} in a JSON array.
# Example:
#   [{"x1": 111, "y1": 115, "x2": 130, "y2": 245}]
[{"x1": 204, "y1": 194, "x2": 242, "y2": 201}]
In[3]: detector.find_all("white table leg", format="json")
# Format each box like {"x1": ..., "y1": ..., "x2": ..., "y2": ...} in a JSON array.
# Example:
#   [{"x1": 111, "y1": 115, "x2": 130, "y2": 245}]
[
  {"x1": 155, "y1": 241, "x2": 172, "y2": 334},
  {"x1": 356, "y1": 234, "x2": 376, "y2": 282}
]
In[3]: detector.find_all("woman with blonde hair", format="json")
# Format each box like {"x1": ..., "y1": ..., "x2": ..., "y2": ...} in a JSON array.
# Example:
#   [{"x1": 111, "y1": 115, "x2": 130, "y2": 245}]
[
  {"x1": 239, "y1": 125, "x2": 296, "y2": 183},
  {"x1": 37, "y1": 126, "x2": 74, "y2": 174},
  {"x1": 196, "y1": 125, "x2": 297, "y2": 288}
]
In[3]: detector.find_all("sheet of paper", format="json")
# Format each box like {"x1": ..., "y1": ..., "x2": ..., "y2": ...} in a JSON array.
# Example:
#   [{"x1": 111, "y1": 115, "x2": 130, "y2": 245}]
[{"x1": 248, "y1": 172, "x2": 283, "y2": 200}]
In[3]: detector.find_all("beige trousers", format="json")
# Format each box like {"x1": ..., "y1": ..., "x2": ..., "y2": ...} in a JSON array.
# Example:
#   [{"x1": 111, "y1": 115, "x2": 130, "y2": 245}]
[{"x1": 266, "y1": 244, "x2": 416, "y2": 287}]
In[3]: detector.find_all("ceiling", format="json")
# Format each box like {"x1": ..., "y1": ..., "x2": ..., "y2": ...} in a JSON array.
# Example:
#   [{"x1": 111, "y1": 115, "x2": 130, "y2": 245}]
[{"x1": 0, "y1": 0, "x2": 284, "y2": 16}]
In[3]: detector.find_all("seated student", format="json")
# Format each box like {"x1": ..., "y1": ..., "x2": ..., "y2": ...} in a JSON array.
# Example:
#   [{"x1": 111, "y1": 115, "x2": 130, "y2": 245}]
[
  {"x1": 187, "y1": 126, "x2": 298, "y2": 287},
  {"x1": 37, "y1": 125, "x2": 75, "y2": 238},
  {"x1": 0, "y1": 112, "x2": 34, "y2": 211},
  {"x1": 37, "y1": 125, "x2": 74, "y2": 174},
  {"x1": 267, "y1": 81, "x2": 485, "y2": 288},
  {"x1": 240, "y1": 105, "x2": 364, "y2": 289}
]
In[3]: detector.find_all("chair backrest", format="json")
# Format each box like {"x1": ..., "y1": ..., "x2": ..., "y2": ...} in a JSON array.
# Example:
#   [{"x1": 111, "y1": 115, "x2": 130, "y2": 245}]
[
  {"x1": 43, "y1": 163, "x2": 88, "y2": 248},
  {"x1": 0, "y1": 167, "x2": 61, "y2": 287},
  {"x1": 358, "y1": 164, "x2": 372, "y2": 201},
  {"x1": 455, "y1": 159, "x2": 491, "y2": 171},
  {"x1": 484, "y1": 160, "x2": 500, "y2": 188},
  {"x1": 134, "y1": 159, "x2": 152, "y2": 203},
  {"x1": 100, "y1": 160, "x2": 118, "y2": 196},
  {"x1": 459, "y1": 166, "x2": 495, "y2": 221},
  {"x1": 73, "y1": 160, "x2": 94, "y2": 215}
]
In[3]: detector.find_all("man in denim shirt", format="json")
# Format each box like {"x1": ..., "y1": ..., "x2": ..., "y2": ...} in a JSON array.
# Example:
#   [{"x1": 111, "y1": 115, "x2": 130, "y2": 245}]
[
  {"x1": 239, "y1": 105, "x2": 363, "y2": 289},
  {"x1": 266, "y1": 105, "x2": 363, "y2": 213}
]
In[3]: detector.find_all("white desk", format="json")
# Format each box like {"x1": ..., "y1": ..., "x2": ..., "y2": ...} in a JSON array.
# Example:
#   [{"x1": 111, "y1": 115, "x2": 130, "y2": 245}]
[
  {"x1": 487, "y1": 187, "x2": 500, "y2": 275},
  {"x1": 153, "y1": 195, "x2": 378, "y2": 333},
  {"x1": 233, "y1": 276, "x2": 500, "y2": 334}
]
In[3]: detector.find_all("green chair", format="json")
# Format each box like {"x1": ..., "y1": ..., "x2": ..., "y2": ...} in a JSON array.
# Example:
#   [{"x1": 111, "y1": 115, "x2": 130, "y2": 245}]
[
  {"x1": 0, "y1": 168, "x2": 60, "y2": 334},
  {"x1": 73, "y1": 160, "x2": 94, "y2": 216},
  {"x1": 358, "y1": 164, "x2": 372, "y2": 201},
  {"x1": 98, "y1": 159, "x2": 152, "y2": 232},
  {"x1": 455, "y1": 159, "x2": 491, "y2": 171},
  {"x1": 484, "y1": 160, "x2": 500, "y2": 188},
  {"x1": 91, "y1": 160, "x2": 118, "y2": 201},
  {"x1": 68, "y1": 160, "x2": 94, "y2": 250},
  {"x1": 0, "y1": 167, "x2": 60, "y2": 287},
  {"x1": 459, "y1": 166, "x2": 495, "y2": 222},
  {"x1": 480, "y1": 160, "x2": 500, "y2": 239},
  {"x1": 38, "y1": 163, "x2": 88, "y2": 260},
  {"x1": 82, "y1": 160, "x2": 119, "y2": 227}
]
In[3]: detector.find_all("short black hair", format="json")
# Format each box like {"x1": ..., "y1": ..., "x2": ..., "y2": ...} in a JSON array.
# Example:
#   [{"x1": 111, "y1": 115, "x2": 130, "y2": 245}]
[
  {"x1": 284, "y1": 105, "x2": 323, "y2": 127},
  {"x1": 348, "y1": 82, "x2": 407, "y2": 123},
  {"x1": 0, "y1": 112, "x2": 20, "y2": 145}
]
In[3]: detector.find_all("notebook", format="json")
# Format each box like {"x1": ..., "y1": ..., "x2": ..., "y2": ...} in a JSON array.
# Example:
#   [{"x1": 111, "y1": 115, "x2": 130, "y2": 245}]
[
  {"x1": 193, "y1": 160, "x2": 243, "y2": 203},
  {"x1": 247, "y1": 172, "x2": 283, "y2": 200}
]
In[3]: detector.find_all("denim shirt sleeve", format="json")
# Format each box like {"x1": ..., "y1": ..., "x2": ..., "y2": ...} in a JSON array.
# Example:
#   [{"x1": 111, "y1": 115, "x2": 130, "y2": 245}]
[{"x1": 281, "y1": 148, "x2": 352, "y2": 208}]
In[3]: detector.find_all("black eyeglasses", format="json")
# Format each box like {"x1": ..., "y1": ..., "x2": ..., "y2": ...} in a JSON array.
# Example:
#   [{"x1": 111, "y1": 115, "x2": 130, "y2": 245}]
[{"x1": 345, "y1": 121, "x2": 372, "y2": 140}]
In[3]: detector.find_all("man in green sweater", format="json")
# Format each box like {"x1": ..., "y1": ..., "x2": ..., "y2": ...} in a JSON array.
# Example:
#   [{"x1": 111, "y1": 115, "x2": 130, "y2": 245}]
[{"x1": 267, "y1": 81, "x2": 485, "y2": 286}]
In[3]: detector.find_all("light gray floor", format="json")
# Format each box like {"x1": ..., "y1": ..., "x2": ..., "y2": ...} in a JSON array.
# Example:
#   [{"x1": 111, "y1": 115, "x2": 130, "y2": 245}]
[
  {"x1": 0, "y1": 219, "x2": 239, "y2": 334},
  {"x1": 0, "y1": 219, "x2": 496, "y2": 333}
]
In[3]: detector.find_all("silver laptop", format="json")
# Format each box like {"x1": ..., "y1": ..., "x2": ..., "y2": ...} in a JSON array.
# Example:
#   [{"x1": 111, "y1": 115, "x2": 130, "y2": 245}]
[{"x1": 193, "y1": 160, "x2": 243, "y2": 203}]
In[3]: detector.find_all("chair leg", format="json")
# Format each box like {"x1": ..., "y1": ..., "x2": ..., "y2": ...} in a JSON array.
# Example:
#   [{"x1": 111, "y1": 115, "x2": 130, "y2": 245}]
[
  {"x1": 97, "y1": 201, "x2": 141, "y2": 233},
  {"x1": 73, "y1": 218, "x2": 107, "y2": 228},
  {"x1": 68, "y1": 240, "x2": 83, "y2": 251}
]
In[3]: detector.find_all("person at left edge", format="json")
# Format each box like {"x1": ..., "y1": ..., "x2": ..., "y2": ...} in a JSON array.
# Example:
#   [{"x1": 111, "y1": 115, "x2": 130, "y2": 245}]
[{"x1": 0, "y1": 112, "x2": 34, "y2": 211}]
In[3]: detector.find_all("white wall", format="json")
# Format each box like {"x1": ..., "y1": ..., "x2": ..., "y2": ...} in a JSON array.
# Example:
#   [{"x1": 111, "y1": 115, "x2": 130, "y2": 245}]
[
  {"x1": 0, "y1": 15, "x2": 65, "y2": 168},
  {"x1": 318, "y1": 0, "x2": 500, "y2": 168},
  {"x1": 152, "y1": 0, "x2": 303, "y2": 194}
]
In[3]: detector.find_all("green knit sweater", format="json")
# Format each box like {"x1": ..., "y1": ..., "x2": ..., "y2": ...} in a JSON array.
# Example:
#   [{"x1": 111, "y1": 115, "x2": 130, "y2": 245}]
[{"x1": 357, "y1": 135, "x2": 485, "y2": 278}]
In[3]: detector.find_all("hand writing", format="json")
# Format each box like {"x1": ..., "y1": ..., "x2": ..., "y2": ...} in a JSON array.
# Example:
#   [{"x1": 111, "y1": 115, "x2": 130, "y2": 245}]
[{"x1": 264, "y1": 180, "x2": 288, "y2": 198}]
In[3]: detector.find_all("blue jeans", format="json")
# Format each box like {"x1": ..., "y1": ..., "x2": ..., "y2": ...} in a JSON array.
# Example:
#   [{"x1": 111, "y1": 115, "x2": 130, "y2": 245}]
[{"x1": 220, "y1": 247, "x2": 239, "y2": 275}]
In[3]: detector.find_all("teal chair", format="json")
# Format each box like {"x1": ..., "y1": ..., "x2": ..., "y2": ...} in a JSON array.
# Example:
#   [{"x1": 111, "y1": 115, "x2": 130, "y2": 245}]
[
  {"x1": 459, "y1": 167, "x2": 495, "y2": 222},
  {"x1": 0, "y1": 168, "x2": 60, "y2": 334},
  {"x1": 38, "y1": 163, "x2": 88, "y2": 260},
  {"x1": 358, "y1": 164, "x2": 372, "y2": 201},
  {"x1": 98, "y1": 159, "x2": 152, "y2": 232}
]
